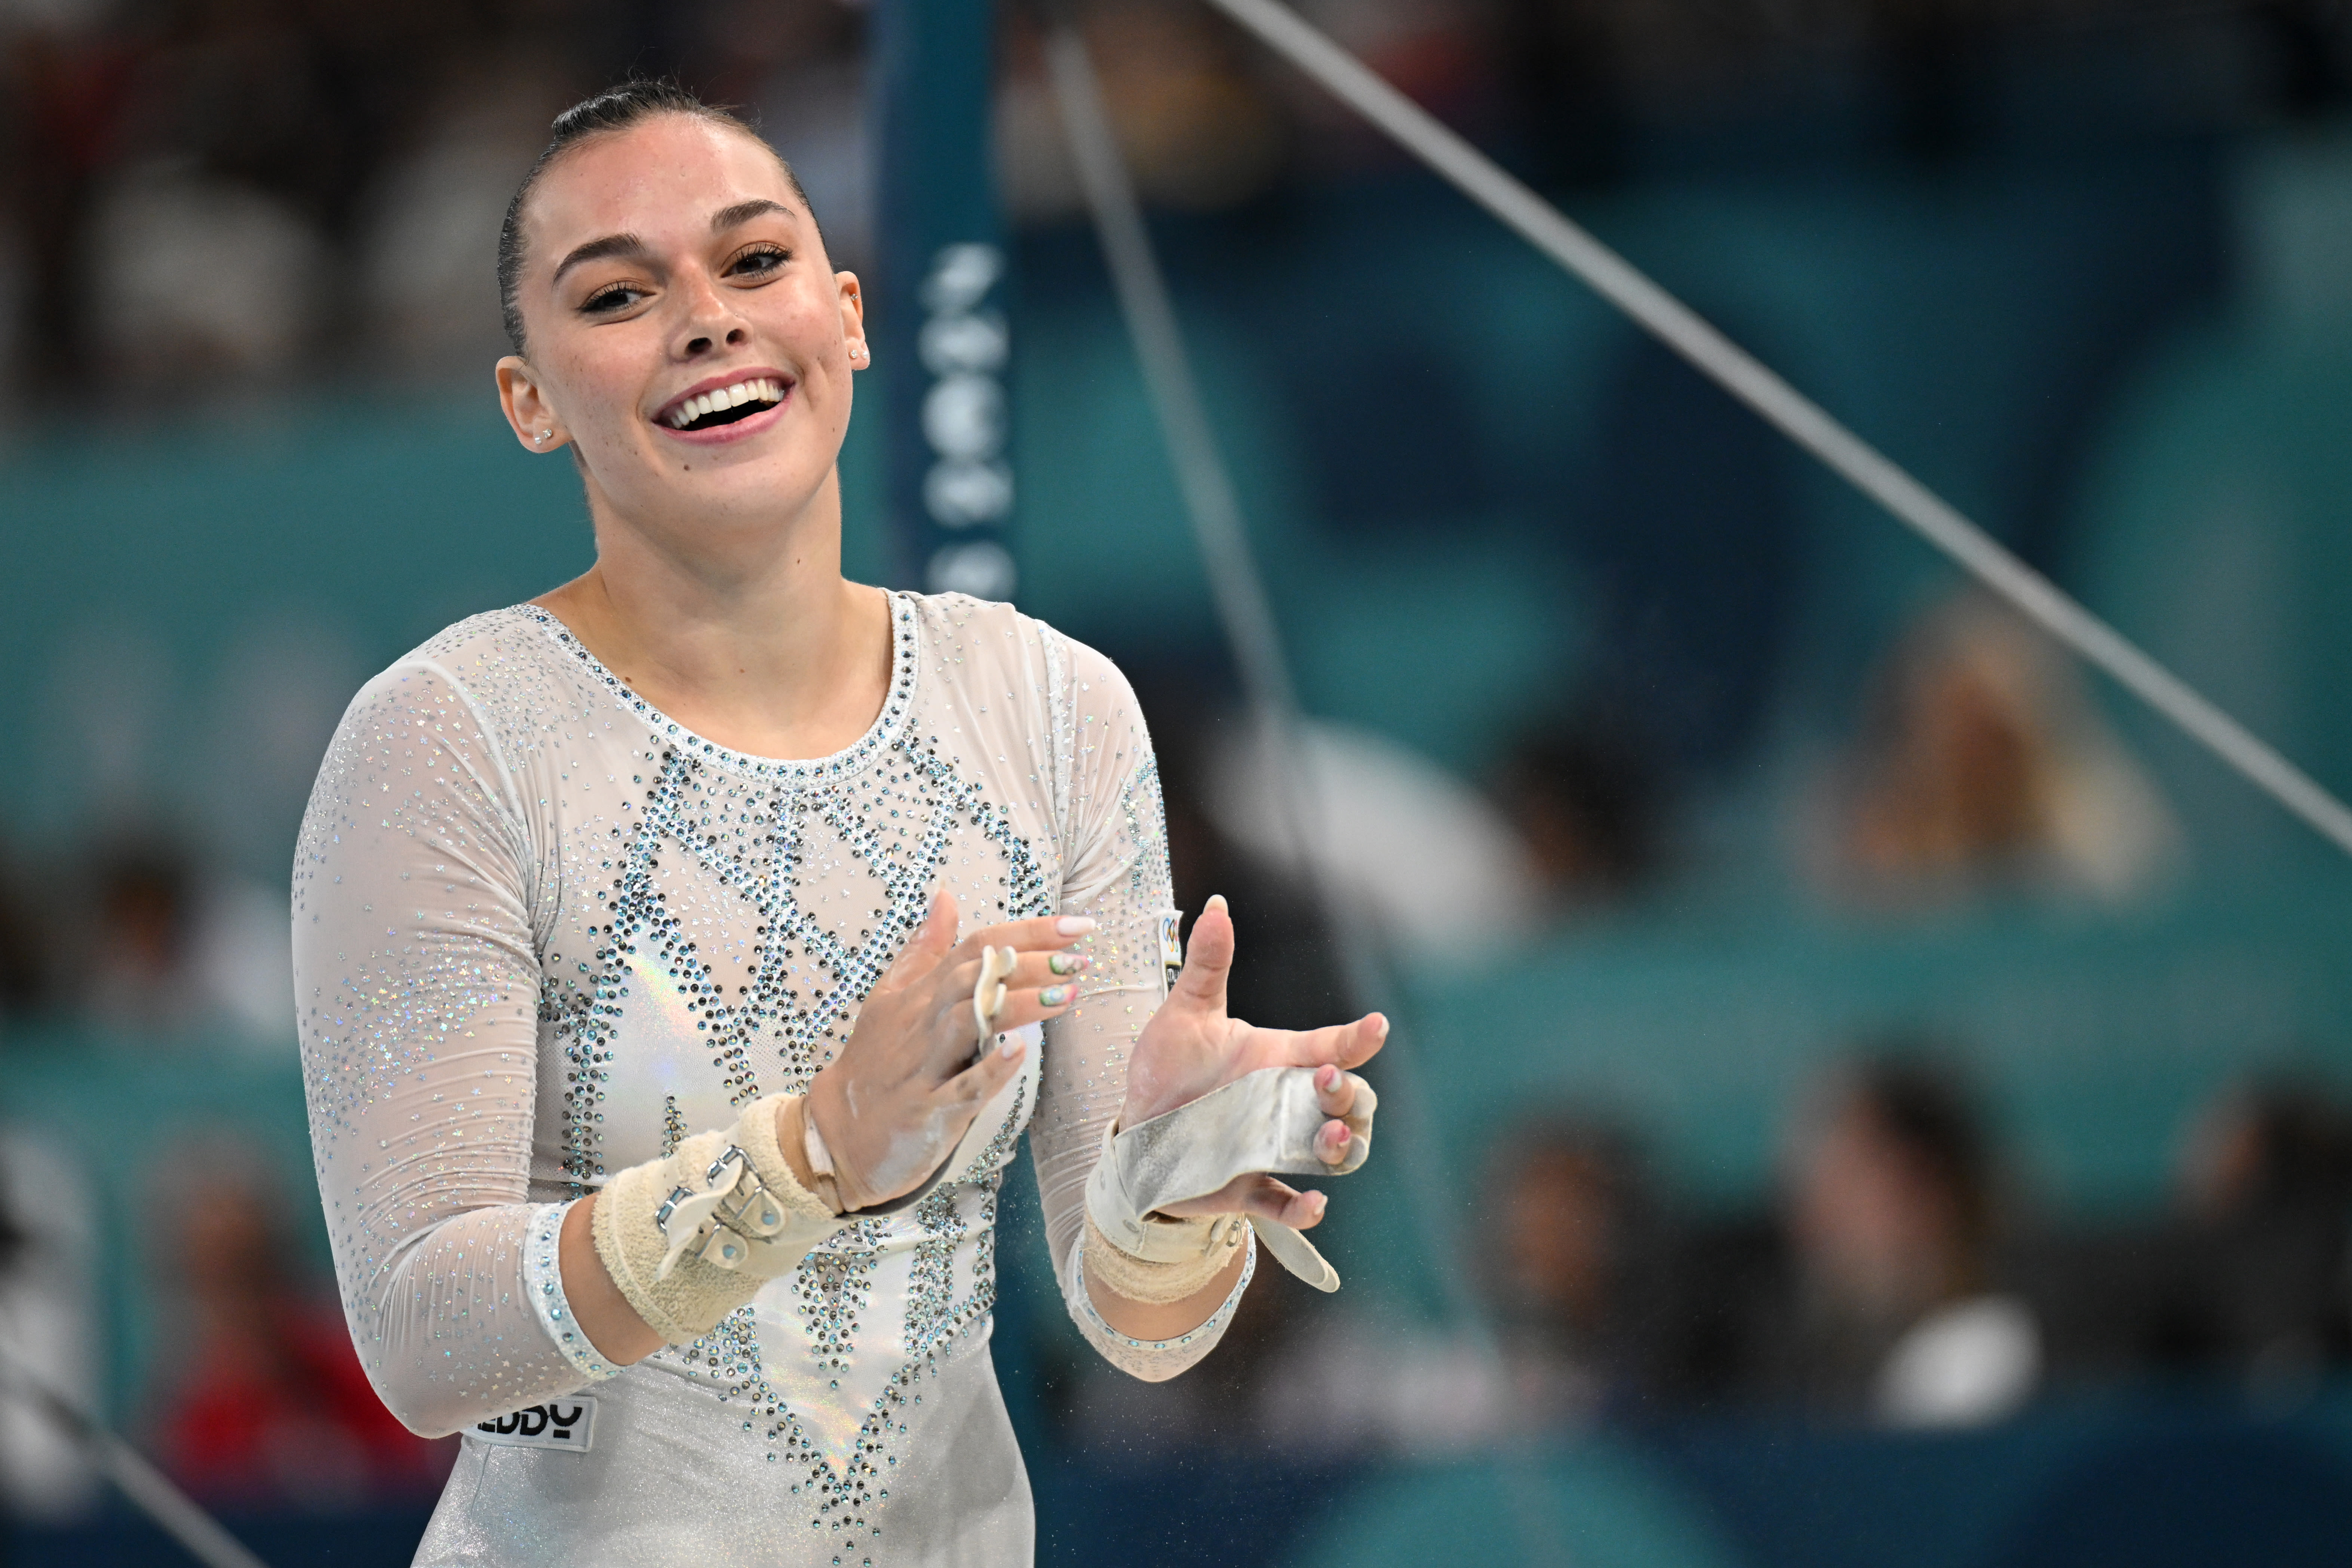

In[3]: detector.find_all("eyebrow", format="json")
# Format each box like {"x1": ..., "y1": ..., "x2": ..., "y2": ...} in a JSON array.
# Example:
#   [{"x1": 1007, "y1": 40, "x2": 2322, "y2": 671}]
[
  {"x1": 551, "y1": 232, "x2": 649, "y2": 285},
  {"x1": 710, "y1": 198, "x2": 790, "y2": 233},
  {"x1": 549, "y1": 201, "x2": 795, "y2": 286}
]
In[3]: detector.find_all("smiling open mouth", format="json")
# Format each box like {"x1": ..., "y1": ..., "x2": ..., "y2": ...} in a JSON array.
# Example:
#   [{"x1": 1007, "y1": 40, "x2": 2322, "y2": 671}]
[{"x1": 662, "y1": 377, "x2": 787, "y2": 432}]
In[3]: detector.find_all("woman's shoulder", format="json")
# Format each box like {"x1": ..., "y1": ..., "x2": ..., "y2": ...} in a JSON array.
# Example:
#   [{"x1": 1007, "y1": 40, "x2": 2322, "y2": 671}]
[
  {"x1": 900, "y1": 589, "x2": 1133, "y2": 699},
  {"x1": 337, "y1": 604, "x2": 578, "y2": 732}
]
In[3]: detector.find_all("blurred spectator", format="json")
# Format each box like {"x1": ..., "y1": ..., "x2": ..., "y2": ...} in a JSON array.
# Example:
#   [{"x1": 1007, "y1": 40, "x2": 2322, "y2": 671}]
[
  {"x1": 1482, "y1": 1115, "x2": 1664, "y2": 1416},
  {"x1": 1765, "y1": 1057, "x2": 2042, "y2": 1427},
  {"x1": 89, "y1": 162, "x2": 327, "y2": 387},
  {"x1": 1204, "y1": 714, "x2": 1543, "y2": 962},
  {"x1": 56, "y1": 834, "x2": 296, "y2": 1044},
  {"x1": 1817, "y1": 593, "x2": 2179, "y2": 908},
  {"x1": 1493, "y1": 725, "x2": 1661, "y2": 911},
  {"x1": 76, "y1": 834, "x2": 205, "y2": 1032},
  {"x1": 1, "y1": 0, "x2": 146, "y2": 393},
  {"x1": 997, "y1": 0, "x2": 1289, "y2": 222},
  {"x1": 1248, "y1": 1114, "x2": 1664, "y2": 1453},
  {"x1": 2154, "y1": 1078, "x2": 2352, "y2": 1393},
  {"x1": 359, "y1": 54, "x2": 572, "y2": 378},
  {"x1": 144, "y1": 1139, "x2": 453, "y2": 1506}
]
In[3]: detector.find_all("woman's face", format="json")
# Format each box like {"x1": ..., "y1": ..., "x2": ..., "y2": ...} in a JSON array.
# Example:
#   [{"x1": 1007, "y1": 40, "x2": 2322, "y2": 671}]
[{"x1": 497, "y1": 114, "x2": 863, "y2": 543}]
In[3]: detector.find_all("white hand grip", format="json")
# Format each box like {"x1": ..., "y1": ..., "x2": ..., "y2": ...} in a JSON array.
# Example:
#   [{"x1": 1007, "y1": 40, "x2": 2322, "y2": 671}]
[{"x1": 1085, "y1": 1065, "x2": 1376, "y2": 1292}]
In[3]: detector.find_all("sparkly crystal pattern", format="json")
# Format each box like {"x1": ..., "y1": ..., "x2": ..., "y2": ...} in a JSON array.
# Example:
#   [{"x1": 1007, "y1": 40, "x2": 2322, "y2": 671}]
[
  {"x1": 524, "y1": 1202, "x2": 619, "y2": 1383},
  {"x1": 293, "y1": 591, "x2": 1235, "y2": 1563}
]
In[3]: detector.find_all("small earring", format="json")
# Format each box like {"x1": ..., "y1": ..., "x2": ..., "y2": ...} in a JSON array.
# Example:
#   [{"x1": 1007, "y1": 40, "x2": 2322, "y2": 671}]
[{"x1": 535, "y1": 430, "x2": 549, "y2": 444}]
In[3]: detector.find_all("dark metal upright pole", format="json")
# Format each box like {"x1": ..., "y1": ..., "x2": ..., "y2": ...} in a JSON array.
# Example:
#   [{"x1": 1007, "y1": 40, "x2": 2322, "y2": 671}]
[{"x1": 871, "y1": 0, "x2": 1017, "y2": 599}]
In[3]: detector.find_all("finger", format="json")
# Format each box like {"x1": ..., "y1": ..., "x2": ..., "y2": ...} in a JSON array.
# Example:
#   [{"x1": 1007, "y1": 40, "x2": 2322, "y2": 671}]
[
  {"x1": 1167, "y1": 895, "x2": 1233, "y2": 1011},
  {"x1": 939, "y1": 947, "x2": 1093, "y2": 1002},
  {"x1": 1314, "y1": 1062, "x2": 1355, "y2": 1120},
  {"x1": 1316, "y1": 1117, "x2": 1352, "y2": 1165},
  {"x1": 942, "y1": 1024, "x2": 1028, "y2": 1108},
  {"x1": 945, "y1": 979, "x2": 1080, "y2": 1042},
  {"x1": 1254, "y1": 1012, "x2": 1388, "y2": 1074},
  {"x1": 1240, "y1": 1176, "x2": 1327, "y2": 1231},
  {"x1": 950, "y1": 912, "x2": 1097, "y2": 966},
  {"x1": 876, "y1": 888, "x2": 958, "y2": 995},
  {"x1": 1152, "y1": 1172, "x2": 1327, "y2": 1228}
]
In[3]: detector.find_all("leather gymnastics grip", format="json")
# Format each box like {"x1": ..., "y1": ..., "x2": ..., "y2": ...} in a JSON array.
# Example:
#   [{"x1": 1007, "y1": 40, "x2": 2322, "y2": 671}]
[{"x1": 1085, "y1": 1066, "x2": 1376, "y2": 1292}]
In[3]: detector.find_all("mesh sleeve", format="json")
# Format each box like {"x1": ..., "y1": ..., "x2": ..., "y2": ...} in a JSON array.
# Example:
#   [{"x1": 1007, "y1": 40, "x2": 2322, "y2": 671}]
[
  {"x1": 292, "y1": 661, "x2": 592, "y2": 1435},
  {"x1": 1029, "y1": 634, "x2": 1244, "y2": 1381}
]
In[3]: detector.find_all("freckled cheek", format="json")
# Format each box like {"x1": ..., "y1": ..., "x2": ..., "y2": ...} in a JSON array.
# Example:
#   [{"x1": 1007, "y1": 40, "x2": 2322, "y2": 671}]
[
  {"x1": 756, "y1": 292, "x2": 843, "y2": 359},
  {"x1": 553, "y1": 343, "x2": 654, "y2": 440}
]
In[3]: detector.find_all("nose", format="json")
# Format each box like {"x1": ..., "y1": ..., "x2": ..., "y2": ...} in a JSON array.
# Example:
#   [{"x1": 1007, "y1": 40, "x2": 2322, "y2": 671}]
[{"x1": 672, "y1": 268, "x2": 749, "y2": 359}]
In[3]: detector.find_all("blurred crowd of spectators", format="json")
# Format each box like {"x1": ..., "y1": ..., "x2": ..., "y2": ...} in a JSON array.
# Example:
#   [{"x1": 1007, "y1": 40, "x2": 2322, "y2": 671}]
[
  {"x1": 0, "y1": 0, "x2": 873, "y2": 398},
  {"x1": 0, "y1": 831, "x2": 289, "y2": 1042},
  {"x1": 1027, "y1": 590, "x2": 2352, "y2": 1455},
  {"x1": 4, "y1": 0, "x2": 2347, "y2": 401},
  {"x1": 1054, "y1": 1056, "x2": 2352, "y2": 1455}
]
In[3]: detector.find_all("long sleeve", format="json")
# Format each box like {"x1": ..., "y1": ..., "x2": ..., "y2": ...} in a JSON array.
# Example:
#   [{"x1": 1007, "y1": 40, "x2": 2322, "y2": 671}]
[
  {"x1": 1029, "y1": 634, "x2": 1249, "y2": 1381},
  {"x1": 293, "y1": 661, "x2": 597, "y2": 1436}
]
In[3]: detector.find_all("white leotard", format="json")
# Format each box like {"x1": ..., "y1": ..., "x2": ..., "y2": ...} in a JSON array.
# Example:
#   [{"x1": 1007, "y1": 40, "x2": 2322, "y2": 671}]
[{"x1": 294, "y1": 590, "x2": 1241, "y2": 1566}]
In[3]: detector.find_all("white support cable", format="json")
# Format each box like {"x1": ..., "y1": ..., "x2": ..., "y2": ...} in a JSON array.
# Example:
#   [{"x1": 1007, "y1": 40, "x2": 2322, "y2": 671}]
[
  {"x1": 0, "y1": 1336, "x2": 270, "y2": 1568},
  {"x1": 1044, "y1": 25, "x2": 1575, "y2": 1568},
  {"x1": 1197, "y1": 0, "x2": 2352, "y2": 860}
]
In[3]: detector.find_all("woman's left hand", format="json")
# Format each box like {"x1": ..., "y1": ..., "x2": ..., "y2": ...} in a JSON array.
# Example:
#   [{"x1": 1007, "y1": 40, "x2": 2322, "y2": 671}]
[{"x1": 1118, "y1": 896, "x2": 1386, "y2": 1231}]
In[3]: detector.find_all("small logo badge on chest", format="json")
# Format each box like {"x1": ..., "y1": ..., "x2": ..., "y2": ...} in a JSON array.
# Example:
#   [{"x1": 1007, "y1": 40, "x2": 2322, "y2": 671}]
[
  {"x1": 1159, "y1": 909, "x2": 1183, "y2": 992},
  {"x1": 473, "y1": 1396, "x2": 597, "y2": 1452}
]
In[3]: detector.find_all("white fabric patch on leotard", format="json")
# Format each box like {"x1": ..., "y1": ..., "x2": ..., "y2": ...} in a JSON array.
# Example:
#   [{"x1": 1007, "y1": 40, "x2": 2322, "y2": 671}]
[{"x1": 472, "y1": 1396, "x2": 598, "y2": 1453}]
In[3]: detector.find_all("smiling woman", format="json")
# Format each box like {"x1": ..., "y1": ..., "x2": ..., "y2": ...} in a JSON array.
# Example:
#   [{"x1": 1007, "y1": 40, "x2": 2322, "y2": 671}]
[{"x1": 290, "y1": 80, "x2": 1385, "y2": 1568}]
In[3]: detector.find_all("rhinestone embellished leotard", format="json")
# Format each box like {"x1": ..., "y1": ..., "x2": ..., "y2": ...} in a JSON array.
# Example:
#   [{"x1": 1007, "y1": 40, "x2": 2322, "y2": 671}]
[{"x1": 294, "y1": 591, "x2": 1246, "y2": 1566}]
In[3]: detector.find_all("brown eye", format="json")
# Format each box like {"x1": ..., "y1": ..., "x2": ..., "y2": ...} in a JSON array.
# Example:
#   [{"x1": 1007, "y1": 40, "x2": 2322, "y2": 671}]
[
  {"x1": 728, "y1": 244, "x2": 788, "y2": 278},
  {"x1": 581, "y1": 284, "x2": 645, "y2": 314}
]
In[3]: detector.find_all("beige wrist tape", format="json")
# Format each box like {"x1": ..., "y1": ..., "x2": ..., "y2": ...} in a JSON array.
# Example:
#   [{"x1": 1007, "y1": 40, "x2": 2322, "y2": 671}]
[
  {"x1": 591, "y1": 1094, "x2": 845, "y2": 1344},
  {"x1": 1083, "y1": 1209, "x2": 1249, "y2": 1305},
  {"x1": 1084, "y1": 1066, "x2": 1376, "y2": 1294}
]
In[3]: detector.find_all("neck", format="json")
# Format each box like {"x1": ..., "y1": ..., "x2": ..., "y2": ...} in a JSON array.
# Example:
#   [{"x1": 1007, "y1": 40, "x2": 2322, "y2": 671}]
[{"x1": 534, "y1": 467, "x2": 892, "y2": 761}]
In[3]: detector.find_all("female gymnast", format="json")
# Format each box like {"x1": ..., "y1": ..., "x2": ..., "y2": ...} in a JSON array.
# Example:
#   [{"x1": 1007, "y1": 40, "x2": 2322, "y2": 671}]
[{"x1": 293, "y1": 80, "x2": 1383, "y2": 1566}]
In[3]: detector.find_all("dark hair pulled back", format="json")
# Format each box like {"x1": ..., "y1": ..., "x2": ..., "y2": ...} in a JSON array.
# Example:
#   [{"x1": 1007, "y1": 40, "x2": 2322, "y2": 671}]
[{"x1": 497, "y1": 80, "x2": 812, "y2": 356}]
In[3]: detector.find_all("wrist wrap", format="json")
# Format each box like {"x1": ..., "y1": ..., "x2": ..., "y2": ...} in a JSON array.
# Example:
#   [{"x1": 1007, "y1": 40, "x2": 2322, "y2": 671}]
[
  {"x1": 590, "y1": 1094, "x2": 845, "y2": 1344},
  {"x1": 1082, "y1": 1209, "x2": 1249, "y2": 1304}
]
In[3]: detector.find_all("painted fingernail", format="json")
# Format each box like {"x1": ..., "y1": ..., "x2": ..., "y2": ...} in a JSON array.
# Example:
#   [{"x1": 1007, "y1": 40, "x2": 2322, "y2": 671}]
[
  {"x1": 1056, "y1": 916, "x2": 1096, "y2": 937},
  {"x1": 1049, "y1": 952, "x2": 1090, "y2": 975},
  {"x1": 1040, "y1": 984, "x2": 1071, "y2": 1007},
  {"x1": 998, "y1": 1033, "x2": 1025, "y2": 1059}
]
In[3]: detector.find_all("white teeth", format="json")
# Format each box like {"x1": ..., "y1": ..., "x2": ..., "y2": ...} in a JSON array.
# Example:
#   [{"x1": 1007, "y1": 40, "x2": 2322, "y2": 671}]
[{"x1": 665, "y1": 379, "x2": 785, "y2": 429}]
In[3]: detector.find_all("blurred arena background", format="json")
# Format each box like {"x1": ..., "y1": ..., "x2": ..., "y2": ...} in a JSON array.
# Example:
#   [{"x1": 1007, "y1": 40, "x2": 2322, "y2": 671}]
[{"x1": 8, "y1": 0, "x2": 2352, "y2": 1562}]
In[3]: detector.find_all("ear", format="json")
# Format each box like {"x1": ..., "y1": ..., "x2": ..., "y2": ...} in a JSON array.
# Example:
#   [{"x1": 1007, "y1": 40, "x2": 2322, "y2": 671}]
[
  {"x1": 836, "y1": 271, "x2": 866, "y2": 367},
  {"x1": 496, "y1": 356, "x2": 570, "y2": 453}
]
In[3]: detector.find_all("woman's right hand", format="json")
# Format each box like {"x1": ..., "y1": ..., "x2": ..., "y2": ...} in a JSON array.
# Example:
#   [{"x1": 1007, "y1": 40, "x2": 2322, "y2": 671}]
[{"x1": 801, "y1": 889, "x2": 1091, "y2": 1209}]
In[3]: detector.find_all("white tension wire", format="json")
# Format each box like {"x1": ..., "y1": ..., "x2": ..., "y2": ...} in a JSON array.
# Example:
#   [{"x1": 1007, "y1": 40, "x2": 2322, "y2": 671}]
[
  {"x1": 1192, "y1": 0, "x2": 2352, "y2": 860},
  {"x1": 1047, "y1": 24, "x2": 1579, "y2": 1567}
]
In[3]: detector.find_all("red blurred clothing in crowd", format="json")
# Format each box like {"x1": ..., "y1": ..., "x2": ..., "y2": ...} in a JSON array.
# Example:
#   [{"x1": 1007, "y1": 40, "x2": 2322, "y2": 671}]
[{"x1": 147, "y1": 1166, "x2": 453, "y2": 1507}]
